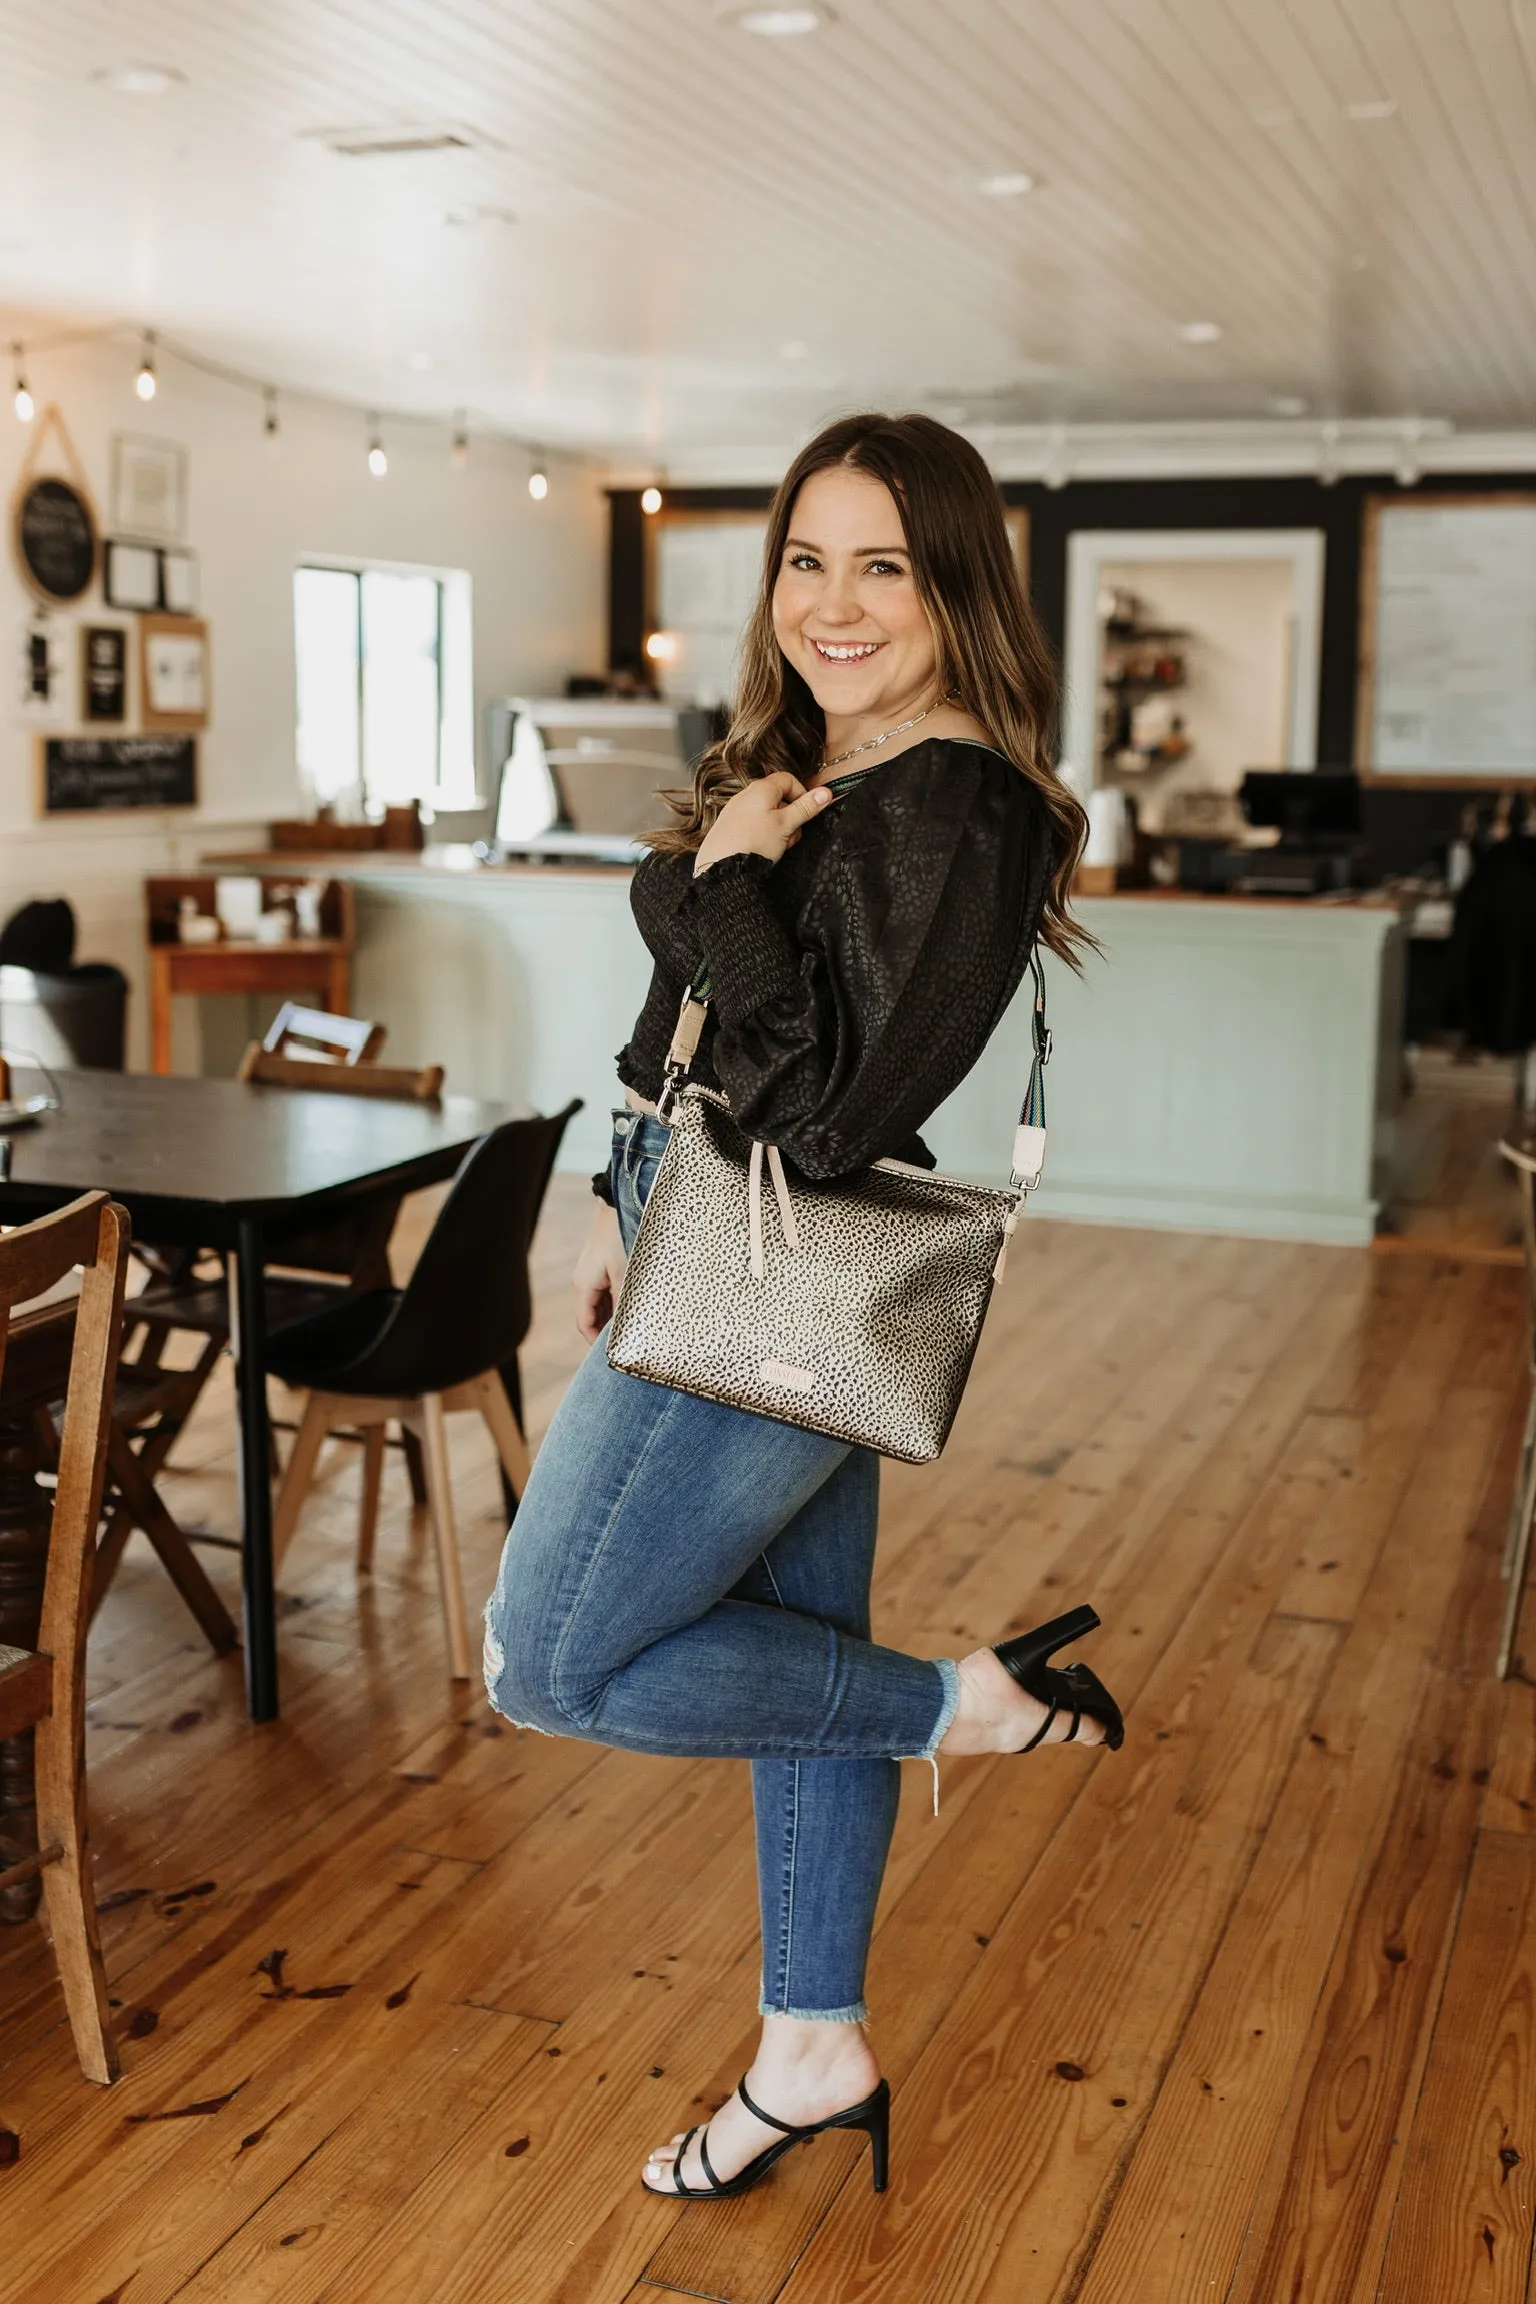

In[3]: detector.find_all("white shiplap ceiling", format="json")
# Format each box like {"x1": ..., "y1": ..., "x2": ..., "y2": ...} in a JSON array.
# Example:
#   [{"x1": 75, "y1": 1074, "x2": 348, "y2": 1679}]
[{"x1": 1, "y1": 0, "x2": 1534, "y2": 458}]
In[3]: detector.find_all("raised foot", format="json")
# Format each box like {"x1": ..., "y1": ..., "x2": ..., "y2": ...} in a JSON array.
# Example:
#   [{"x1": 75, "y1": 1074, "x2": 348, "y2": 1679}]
[{"x1": 940, "y1": 1646, "x2": 1111, "y2": 1758}]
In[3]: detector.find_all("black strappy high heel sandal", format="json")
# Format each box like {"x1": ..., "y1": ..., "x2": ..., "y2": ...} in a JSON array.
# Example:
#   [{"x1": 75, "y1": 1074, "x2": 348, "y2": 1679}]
[
  {"x1": 643, "y1": 2073, "x2": 890, "y2": 2200},
  {"x1": 993, "y1": 1604, "x2": 1125, "y2": 1752}
]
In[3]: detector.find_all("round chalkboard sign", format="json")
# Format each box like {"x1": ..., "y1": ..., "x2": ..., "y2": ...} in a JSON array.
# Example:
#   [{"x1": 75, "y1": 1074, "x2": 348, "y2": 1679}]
[{"x1": 15, "y1": 475, "x2": 97, "y2": 603}]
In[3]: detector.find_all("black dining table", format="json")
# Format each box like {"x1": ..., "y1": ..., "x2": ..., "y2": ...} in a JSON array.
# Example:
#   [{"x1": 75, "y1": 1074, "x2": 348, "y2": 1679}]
[{"x1": 0, "y1": 1068, "x2": 520, "y2": 1722}]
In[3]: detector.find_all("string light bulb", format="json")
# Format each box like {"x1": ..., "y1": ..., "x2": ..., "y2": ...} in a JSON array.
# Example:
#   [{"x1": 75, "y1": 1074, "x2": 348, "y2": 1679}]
[
  {"x1": 263, "y1": 386, "x2": 279, "y2": 441},
  {"x1": 135, "y1": 331, "x2": 157, "y2": 401},
  {"x1": 640, "y1": 484, "x2": 663, "y2": 515},
  {"x1": 11, "y1": 344, "x2": 32, "y2": 423},
  {"x1": 451, "y1": 411, "x2": 469, "y2": 468},
  {"x1": 528, "y1": 448, "x2": 548, "y2": 501},
  {"x1": 366, "y1": 414, "x2": 387, "y2": 478}
]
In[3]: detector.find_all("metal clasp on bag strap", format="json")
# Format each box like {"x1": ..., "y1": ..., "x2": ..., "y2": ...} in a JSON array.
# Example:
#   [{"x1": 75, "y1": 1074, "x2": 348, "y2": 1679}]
[
  {"x1": 657, "y1": 977, "x2": 709, "y2": 1121},
  {"x1": 1007, "y1": 951, "x2": 1050, "y2": 1197}
]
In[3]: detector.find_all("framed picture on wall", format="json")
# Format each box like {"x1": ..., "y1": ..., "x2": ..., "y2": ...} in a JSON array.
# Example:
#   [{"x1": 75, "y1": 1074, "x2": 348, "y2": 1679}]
[
  {"x1": 81, "y1": 625, "x2": 129, "y2": 722},
  {"x1": 110, "y1": 433, "x2": 187, "y2": 543},
  {"x1": 139, "y1": 613, "x2": 210, "y2": 731},
  {"x1": 103, "y1": 538, "x2": 162, "y2": 611}
]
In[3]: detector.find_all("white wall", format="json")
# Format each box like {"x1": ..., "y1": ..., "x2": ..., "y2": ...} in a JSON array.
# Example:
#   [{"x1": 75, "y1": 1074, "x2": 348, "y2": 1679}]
[
  {"x1": 0, "y1": 321, "x2": 607, "y2": 1067},
  {"x1": 1098, "y1": 556, "x2": 1297, "y2": 831}
]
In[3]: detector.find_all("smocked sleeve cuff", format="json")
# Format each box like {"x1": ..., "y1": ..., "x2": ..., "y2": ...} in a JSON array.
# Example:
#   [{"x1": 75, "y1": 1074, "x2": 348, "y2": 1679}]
[{"x1": 684, "y1": 851, "x2": 804, "y2": 1024}]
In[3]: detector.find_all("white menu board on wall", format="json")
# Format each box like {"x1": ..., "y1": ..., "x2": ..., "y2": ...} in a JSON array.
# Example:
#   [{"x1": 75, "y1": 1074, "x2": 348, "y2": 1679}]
[
  {"x1": 654, "y1": 515, "x2": 769, "y2": 707},
  {"x1": 1362, "y1": 497, "x2": 1536, "y2": 776}
]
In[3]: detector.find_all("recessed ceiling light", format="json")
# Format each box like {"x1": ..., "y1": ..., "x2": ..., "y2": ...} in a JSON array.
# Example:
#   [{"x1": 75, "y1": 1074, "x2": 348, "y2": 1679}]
[
  {"x1": 314, "y1": 121, "x2": 484, "y2": 158},
  {"x1": 977, "y1": 171, "x2": 1036, "y2": 198},
  {"x1": 1344, "y1": 96, "x2": 1397, "y2": 120},
  {"x1": 720, "y1": 6, "x2": 831, "y2": 35},
  {"x1": 1269, "y1": 394, "x2": 1309, "y2": 417},
  {"x1": 443, "y1": 204, "x2": 516, "y2": 227},
  {"x1": 1178, "y1": 320, "x2": 1222, "y2": 344},
  {"x1": 92, "y1": 63, "x2": 184, "y2": 96}
]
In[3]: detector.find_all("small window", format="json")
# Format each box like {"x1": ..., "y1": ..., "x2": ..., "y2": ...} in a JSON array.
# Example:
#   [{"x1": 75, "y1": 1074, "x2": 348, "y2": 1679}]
[{"x1": 294, "y1": 561, "x2": 475, "y2": 811}]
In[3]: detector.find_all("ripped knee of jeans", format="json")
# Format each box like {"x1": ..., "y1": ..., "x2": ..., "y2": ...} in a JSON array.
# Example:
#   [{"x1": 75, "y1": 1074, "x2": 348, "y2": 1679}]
[
  {"x1": 481, "y1": 1596, "x2": 554, "y2": 1735},
  {"x1": 481, "y1": 1593, "x2": 602, "y2": 1739}
]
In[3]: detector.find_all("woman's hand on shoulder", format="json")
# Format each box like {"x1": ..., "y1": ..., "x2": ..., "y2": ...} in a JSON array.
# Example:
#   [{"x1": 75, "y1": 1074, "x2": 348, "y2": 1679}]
[
  {"x1": 574, "y1": 1202, "x2": 627, "y2": 1343},
  {"x1": 692, "y1": 772, "x2": 834, "y2": 878}
]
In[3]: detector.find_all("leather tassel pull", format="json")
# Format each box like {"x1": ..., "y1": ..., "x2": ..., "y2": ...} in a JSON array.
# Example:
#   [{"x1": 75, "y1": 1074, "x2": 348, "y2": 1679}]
[{"x1": 748, "y1": 1140, "x2": 800, "y2": 1279}]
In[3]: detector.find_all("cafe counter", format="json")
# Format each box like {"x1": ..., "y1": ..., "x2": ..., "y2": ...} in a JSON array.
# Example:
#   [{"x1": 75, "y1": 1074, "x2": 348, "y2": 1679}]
[{"x1": 213, "y1": 852, "x2": 1406, "y2": 1247}]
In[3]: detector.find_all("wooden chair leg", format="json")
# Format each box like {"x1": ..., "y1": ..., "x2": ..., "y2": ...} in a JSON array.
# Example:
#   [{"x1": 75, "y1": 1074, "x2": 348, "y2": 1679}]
[
  {"x1": 33, "y1": 1694, "x2": 117, "y2": 2084},
  {"x1": 472, "y1": 1371, "x2": 532, "y2": 1503},
  {"x1": 272, "y1": 1395, "x2": 333, "y2": 1572},
  {"x1": 416, "y1": 1393, "x2": 471, "y2": 1681},
  {"x1": 401, "y1": 1426, "x2": 428, "y2": 1505},
  {"x1": 357, "y1": 1426, "x2": 386, "y2": 1572},
  {"x1": 1499, "y1": 1427, "x2": 1536, "y2": 1677},
  {"x1": 1505, "y1": 1378, "x2": 1536, "y2": 1580},
  {"x1": 100, "y1": 1430, "x2": 239, "y2": 1654}
]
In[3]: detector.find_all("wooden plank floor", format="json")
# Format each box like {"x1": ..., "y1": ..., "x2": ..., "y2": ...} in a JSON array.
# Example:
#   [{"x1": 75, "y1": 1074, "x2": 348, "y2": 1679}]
[{"x1": 4, "y1": 1175, "x2": 1536, "y2": 2302}]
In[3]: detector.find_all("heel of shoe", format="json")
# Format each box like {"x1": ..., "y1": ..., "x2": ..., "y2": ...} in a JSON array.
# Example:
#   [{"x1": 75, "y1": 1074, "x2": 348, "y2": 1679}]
[
  {"x1": 857, "y1": 2085, "x2": 890, "y2": 2193},
  {"x1": 994, "y1": 1603, "x2": 1101, "y2": 1685}
]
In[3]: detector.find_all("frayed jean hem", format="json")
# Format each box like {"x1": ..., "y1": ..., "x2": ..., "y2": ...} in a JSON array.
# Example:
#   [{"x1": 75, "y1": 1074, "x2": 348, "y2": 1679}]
[{"x1": 758, "y1": 1996, "x2": 869, "y2": 2023}]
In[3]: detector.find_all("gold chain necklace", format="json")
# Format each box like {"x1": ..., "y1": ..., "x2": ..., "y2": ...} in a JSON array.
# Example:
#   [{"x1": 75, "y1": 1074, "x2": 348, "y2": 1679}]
[{"x1": 821, "y1": 697, "x2": 945, "y2": 771}]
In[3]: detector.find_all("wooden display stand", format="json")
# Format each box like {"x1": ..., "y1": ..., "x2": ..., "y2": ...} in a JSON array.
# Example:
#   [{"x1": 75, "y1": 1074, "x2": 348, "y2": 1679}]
[{"x1": 144, "y1": 875, "x2": 354, "y2": 1076}]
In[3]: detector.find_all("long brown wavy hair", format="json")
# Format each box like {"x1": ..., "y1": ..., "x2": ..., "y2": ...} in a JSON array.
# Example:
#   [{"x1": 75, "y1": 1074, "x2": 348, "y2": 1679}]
[{"x1": 644, "y1": 411, "x2": 1090, "y2": 965}]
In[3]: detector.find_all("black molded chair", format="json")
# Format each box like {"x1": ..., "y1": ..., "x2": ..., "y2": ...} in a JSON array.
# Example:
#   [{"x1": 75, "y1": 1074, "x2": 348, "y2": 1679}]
[{"x1": 266, "y1": 1102, "x2": 580, "y2": 1677}]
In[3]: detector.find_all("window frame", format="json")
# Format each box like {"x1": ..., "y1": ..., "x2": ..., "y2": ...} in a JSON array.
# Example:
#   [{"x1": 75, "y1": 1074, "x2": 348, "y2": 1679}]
[{"x1": 293, "y1": 552, "x2": 476, "y2": 812}]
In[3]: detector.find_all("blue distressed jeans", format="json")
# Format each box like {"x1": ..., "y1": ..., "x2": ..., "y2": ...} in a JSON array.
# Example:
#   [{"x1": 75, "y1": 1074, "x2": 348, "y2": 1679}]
[{"x1": 483, "y1": 1108, "x2": 959, "y2": 2021}]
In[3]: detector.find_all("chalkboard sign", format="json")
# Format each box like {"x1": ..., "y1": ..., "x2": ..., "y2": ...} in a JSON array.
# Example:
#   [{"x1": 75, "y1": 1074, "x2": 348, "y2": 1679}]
[
  {"x1": 15, "y1": 476, "x2": 97, "y2": 603},
  {"x1": 39, "y1": 735, "x2": 197, "y2": 815}
]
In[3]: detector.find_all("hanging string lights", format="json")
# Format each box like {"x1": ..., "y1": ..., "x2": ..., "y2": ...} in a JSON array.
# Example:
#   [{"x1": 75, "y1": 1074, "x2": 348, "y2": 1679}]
[{"x1": 5, "y1": 317, "x2": 551, "y2": 475}]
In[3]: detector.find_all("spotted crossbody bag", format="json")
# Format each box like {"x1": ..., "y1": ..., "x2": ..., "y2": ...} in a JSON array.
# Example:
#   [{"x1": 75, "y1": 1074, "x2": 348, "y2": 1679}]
[{"x1": 606, "y1": 936, "x2": 1050, "y2": 1464}]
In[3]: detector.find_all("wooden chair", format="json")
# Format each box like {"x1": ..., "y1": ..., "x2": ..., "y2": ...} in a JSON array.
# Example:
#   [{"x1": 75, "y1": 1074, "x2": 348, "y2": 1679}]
[
  {"x1": 236, "y1": 1007, "x2": 441, "y2": 1101},
  {"x1": 1498, "y1": 1135, "x2": 1536, "y2": 1676},
  {"x1": 2, "y1": 1303, "x2": 237, "y2": 1654},
  {"x1": 0, "y1": 1193, "x2": 129, "y2": 2083},
  {"x1": 267, "y1": 1105, "x2": 580, "y2": 1678}
]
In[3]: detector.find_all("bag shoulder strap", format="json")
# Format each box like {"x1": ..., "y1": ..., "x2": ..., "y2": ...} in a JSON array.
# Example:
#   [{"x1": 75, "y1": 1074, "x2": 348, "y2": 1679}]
[{"x1": 660, "y1": 942, "x2": 1051, "y2": 1193}]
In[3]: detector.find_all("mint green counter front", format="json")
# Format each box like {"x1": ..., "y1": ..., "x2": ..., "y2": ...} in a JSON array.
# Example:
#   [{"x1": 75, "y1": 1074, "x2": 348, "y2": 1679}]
[{"x1": 337, "y1": 861, "x2": 1403, "y2": 1249}]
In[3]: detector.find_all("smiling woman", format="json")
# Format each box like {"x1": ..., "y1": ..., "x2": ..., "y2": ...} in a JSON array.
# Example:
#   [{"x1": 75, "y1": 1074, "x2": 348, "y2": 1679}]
[{"x1": 483, "y1": 411, "x2": 1117, "y2": 2210}]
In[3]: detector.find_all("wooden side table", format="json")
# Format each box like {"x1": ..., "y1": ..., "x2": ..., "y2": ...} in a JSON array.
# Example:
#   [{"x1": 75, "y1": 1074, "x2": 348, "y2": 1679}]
[{"x1": 144, "y1": 876, "x2": 355, "y2": 1075}]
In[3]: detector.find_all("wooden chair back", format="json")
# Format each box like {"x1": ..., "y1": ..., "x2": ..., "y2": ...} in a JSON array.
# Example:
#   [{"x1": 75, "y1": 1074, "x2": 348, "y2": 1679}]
[
  {"x1": 0, "y1": 1197, "x2": 129, "y2": 1671},
  {"x1": 237, "y1": 1008, "x2": 441, "y2": 1101},
  {"x1": 0, "y1": 1193, "x2": 129, "y2": 2082},
  {"x1": 260, "y1": 1003, "x2": 385, "y2": 1066}
]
